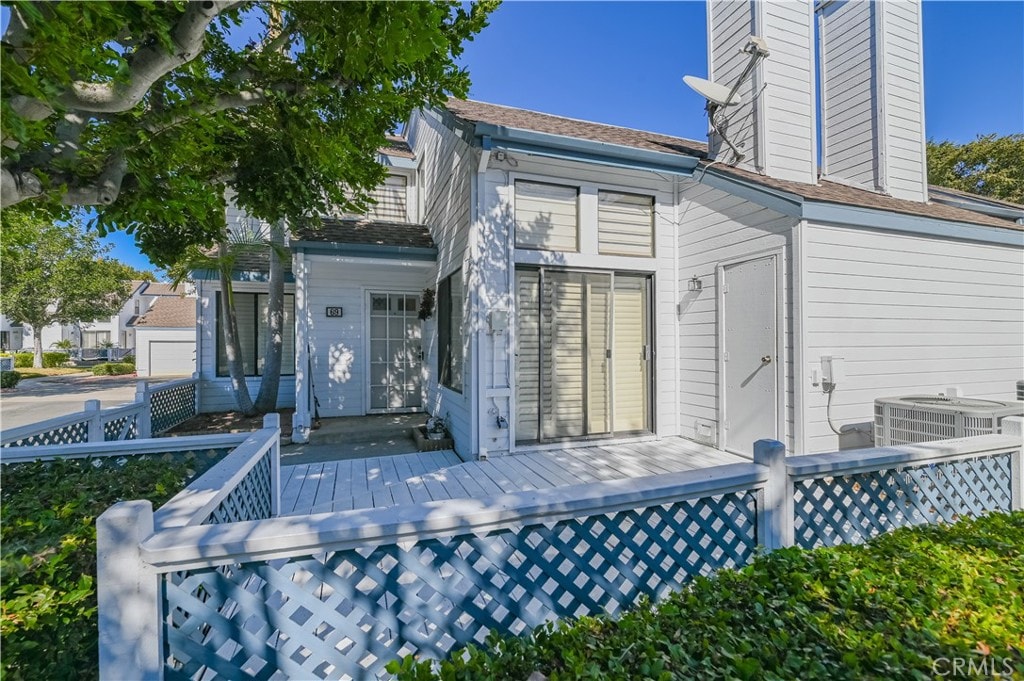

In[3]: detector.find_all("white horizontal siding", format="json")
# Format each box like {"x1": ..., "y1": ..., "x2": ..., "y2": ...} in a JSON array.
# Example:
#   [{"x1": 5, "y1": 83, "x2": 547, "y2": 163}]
[
  {"x1": 677, "y1": 180, "x2": 797, "y2": 450},
  {"x1": 801, "y1": 223, "x2": 1024, "y2": 453}
]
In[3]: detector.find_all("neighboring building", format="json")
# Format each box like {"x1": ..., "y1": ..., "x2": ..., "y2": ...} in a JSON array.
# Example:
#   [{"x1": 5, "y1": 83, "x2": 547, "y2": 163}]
[
  {"x1": 195, "y1": 0, "x2": 1024, "y2": 459},
  {"x1": 0, "y1": 315, "x2": 27, "y2": 352},
  {"x1": 19, "y1": 280, "x2": 196, "y2": 360},
  {"x1": 129, "y1": 295, "x2": 198, "y2": 377}
]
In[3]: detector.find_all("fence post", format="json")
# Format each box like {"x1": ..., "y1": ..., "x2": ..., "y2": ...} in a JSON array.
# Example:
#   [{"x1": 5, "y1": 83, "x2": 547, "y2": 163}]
[
  {"x1": 1003, "y1": 416, "x2": 1023, "y2": 511},
  {"x1": 136, "y1": 381, "x2": 152, "y2": 439},
  {"x1": 754, "y1": 439, "x2": 793, "y2": 550},
  {"x1": 97, "y1": 500, "x2": 163, "y2": 681},
  {"x1": 191, "y1": 371, "x2": 200, "y2": 417},
  {"x1": 264, "y1": 413, "x2": 282, "y2": 516},
  {"x1": 85, "y1": 399, "x2": 103, "y2": 442}
]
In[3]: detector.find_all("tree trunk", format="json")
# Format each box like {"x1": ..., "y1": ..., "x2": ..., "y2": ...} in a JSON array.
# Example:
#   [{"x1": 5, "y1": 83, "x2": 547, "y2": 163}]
[
  {"x1": 218, "y1": 241, "x2": 257, "y2": 416},
  {"x1": 254, "y1": 221, "x2": 285, "y2": 413},
  {"x1": 32, "y1": 329, "x2": 43, "y2": 368}
]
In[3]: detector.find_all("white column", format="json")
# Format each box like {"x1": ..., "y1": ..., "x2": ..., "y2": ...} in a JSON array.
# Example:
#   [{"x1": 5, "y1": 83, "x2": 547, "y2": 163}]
[
  {"x1": 264, "y1": 413, "x2": 283, "y2": 516},
  {"x1": 292, "y1": 250, "x2": 311, "y2": 442},
  {"x1": 96, "y1": 500, "x2": 162, "y2": 680}
]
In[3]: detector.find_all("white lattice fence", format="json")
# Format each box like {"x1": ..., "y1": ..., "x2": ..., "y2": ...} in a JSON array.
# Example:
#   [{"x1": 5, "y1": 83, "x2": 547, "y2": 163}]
[
  {"x1": 149, "y1": 377, "x2": 199, "y2": 434},
  {"x1": 2, "y1": 418, "x2": 90, "y2": 447},
  {"x1": 160, "y1": 490, "x2": 758, "y2": 680}
]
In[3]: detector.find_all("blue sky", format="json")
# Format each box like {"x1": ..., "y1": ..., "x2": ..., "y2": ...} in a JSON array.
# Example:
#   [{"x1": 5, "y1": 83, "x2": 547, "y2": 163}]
[{"x1": 28, "y1": 1, "x2": 1024, "y2": 272}]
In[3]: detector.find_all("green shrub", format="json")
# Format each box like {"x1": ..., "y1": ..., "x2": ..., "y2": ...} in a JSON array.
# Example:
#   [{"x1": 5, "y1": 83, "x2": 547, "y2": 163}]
[
  {"x1": 393, "y1": 512, "x2": 1024, "y2": 680},
  {"x1": 90, "y1": 362, "x2": 134, "y2": 376},
  {"x1": 120, "y1": 353, "x2": 136, "y2": 366},
  {"x1": 0, "y1": 370, "x2": 21, "y2": 388},
  {"x1": 13, "y1": 352, "x2": 32, "y2": 368},
  {"x1": 1, "y1": 457, "x2": 192, "y2": 680},
  {"x1": 41, "y1": 351, "x2": 69, "y2": 368}
]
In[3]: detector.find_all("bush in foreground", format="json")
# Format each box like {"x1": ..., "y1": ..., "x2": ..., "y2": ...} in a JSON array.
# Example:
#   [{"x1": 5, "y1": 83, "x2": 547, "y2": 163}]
[
  {"x1": 393, "y1": 512, "x2": 1024, "y2": 680},
  {"x1": 0, "y1": 370, "x2": 21, "y2": 388},
  {"x1": 91, "y1": 362, "x2": 134, "y2": 376},
  {"x1": 13, "y1": 352, "x2": 32, "y2": 368},
  {"x1": 1, "y1": 457, "x2": 192, "y2": 680}
]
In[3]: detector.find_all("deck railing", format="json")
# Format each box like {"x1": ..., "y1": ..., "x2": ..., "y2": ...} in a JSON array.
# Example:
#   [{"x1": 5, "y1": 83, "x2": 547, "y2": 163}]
[
  {"x1": 97, "y1": 428, "x2": 1023, "y2": 680},
  {"x1": 1, "y1": 374, "x2": 199, "y2": 447}
]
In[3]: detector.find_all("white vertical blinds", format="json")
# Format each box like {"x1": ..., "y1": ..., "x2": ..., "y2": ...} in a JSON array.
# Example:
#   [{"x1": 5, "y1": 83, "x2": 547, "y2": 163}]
[
  {"x1": 598, "y1": 191, "x2": 654, "y2": 256},
  {"x1": 514, "y1": 181, "x2": 579, "y2": 251},
  {"x1": 515, "y1": 267, "x2": 650, "y2": 443}
]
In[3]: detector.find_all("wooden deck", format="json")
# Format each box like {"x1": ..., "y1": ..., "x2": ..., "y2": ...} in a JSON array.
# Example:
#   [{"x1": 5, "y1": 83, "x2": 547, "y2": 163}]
[{"x1": 280, "y1": 437, "x2": 747, "y2": 516}]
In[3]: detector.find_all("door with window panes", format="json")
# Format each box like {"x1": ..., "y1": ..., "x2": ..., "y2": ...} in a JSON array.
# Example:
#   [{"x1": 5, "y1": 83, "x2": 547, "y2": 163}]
[{"x1": 368, "y1": 292, "x2": 423, "y2": 412}]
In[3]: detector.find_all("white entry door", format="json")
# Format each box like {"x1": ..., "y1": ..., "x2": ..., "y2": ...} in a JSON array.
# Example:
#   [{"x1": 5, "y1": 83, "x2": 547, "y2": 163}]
[
  {"x1": 368, "y1": 292, "x2": 423, "y2": 412},
  {"x1": 721, "y1": 255, "x2": 778, "y2": 456}
]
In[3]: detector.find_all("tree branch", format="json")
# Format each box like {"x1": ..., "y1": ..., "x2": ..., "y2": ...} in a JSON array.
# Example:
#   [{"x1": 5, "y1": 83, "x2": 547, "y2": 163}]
[
  {"x1": 57, "y1": 1, "x2": 243, "y2": 113},
  {"x1": 1, "y1": 169, "x2": 43, "y2": 207},
  {"x1": 59, "y1": 151, "x2": 127, "y2": 206}
]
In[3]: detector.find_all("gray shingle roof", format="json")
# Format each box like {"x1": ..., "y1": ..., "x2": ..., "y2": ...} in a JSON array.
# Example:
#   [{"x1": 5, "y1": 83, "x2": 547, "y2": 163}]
[
  {"x1": 130, "y1": 296, "x2": 196, "y2": 328},
  {"x1": 445, "y1": 98, "x2": 1022, "y2": 232},
  {"x1": 294, "y1": 218, "x2": 435, "y2": 249}
]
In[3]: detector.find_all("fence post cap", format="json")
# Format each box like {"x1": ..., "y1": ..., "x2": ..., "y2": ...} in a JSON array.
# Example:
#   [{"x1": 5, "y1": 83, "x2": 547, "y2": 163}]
[
  {"x1": 84, "y1": 399, "x2": 101, "y2": 411},
  {"x1": 753, "y1": 439, "x2": 786, "y2": 464},
  {"x1": 263, "y1": 412, "x2": 281, "y2": 429}
]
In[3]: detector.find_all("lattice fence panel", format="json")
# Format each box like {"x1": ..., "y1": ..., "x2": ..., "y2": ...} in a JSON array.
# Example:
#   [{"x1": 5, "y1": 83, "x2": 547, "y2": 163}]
[
  {"x1": 103, "y1": 414, "x2": 139, "y2": 441},
  {"x1": 2, "y1": 420, "x2": 89, "y2": 448},
  {"x1": 793, "y1": 453, "x2": 1013, "y2": 549},
  {"x1": 202, "y1": 454, "x2": 274, "y2": 526},
  {"x1": 163, "y1": 491, "x2": 758, "y2": 680},
  {"x1": 152, "y1": 382, "x2": 198, "y2": 434}
]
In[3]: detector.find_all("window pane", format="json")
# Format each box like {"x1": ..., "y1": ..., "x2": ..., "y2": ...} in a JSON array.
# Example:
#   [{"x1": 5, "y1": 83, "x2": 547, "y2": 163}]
[
  {"x1": 437, "y1": 270, "x2": 464, "y2": 393},
  {"x1": 218, "y1": 292, "x2": 295, "y2": 377},
  {"x1": 598, "y1": 191, "x2": 654, "y2": 257},
  {"x1": 515, "y1": 181, "x2": 579, "y2": 251}
]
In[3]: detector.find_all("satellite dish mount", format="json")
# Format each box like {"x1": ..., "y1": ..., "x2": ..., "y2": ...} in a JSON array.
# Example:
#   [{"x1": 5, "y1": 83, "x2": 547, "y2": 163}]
[{"x1": 683, "y1": 36, "x2": 770, "y2": 164}]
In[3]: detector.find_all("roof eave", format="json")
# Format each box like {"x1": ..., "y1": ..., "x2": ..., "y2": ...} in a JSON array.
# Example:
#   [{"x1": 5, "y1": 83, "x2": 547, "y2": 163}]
[
  {"x1": 292, "y1": 241, "x2": 438, "y2": 261},
  {"x1": 471, "y1": 122, "x2": 701, "y2": 177}
]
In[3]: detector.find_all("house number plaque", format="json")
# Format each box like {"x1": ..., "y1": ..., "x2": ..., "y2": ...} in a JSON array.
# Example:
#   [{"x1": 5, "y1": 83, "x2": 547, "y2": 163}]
[{"x1": 325, "y1": 307, "x2": 343, "y2": 318}]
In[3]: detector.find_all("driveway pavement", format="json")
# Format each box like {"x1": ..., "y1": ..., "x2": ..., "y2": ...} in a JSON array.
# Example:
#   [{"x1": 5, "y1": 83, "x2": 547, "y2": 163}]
[{"x1": 0, "y1": 375, "x2": 142, "y2": 430}]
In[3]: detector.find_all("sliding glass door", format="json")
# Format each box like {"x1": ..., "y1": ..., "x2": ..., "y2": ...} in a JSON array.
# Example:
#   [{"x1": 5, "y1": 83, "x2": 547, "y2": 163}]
[{"x1": 515, "y1": 268, "x2": 651, "y2": 443}]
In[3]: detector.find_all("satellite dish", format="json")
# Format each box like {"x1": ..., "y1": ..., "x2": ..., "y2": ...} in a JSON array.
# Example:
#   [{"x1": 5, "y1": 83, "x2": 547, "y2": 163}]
[{"x1": 682, "y1": 75, "x2": 741, "y2": 107}]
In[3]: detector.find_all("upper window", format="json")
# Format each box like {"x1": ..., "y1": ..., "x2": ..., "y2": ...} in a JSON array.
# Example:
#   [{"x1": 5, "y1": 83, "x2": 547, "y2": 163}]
[
  {"x1": 216, "y1": 293, "x2": 295, "y2": 377},
  {"x1": 598, "y1": 191, "x2": 654, "y2": 257},
  {"x1": 437, "y1": 269, "x2": 464, "y2": 392},
  {"x1": 367, "y1": 175, "x2": 408, "y2": 222},
  {"x1": 515, "y1": 181, "x2": 579, "y2": 251}
]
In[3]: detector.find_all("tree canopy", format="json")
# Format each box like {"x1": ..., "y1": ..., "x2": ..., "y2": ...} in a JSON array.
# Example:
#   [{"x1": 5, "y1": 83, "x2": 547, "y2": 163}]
[
  {"x1": 2, "y1": 0, "x2": 497, "y2": 265},
  {"x1": 0, "y1": 211, "x2": 138, "y2": 367},
  {"x1": 927, "y1": 134, "x2": 1024, "y2": 205}
]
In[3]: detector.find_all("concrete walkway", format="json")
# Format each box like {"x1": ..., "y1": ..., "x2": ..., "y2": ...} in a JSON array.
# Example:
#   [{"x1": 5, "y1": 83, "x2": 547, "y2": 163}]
[
  {"x1": 0, "y1": 375, "x2": 140, "y2": 430},
  {"x1": 281, "y1": 413, "x2": 427, "y2": 465}
]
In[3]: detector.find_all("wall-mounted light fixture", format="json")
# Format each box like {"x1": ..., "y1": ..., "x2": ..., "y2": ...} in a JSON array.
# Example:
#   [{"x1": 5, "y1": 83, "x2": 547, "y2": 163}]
[{"x1": 687, "y1": 276, "x2": 703, "y2": 292}]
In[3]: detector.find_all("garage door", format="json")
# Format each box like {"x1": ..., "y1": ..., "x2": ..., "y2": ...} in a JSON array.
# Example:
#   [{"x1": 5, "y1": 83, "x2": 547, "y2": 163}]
[{"x1": 149, "y1": 341, "x2": 196, "y2": 376}]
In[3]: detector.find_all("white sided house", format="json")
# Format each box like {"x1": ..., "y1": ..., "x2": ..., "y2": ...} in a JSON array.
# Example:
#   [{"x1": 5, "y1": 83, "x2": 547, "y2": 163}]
[
  {"x1": 129, "y1": 293, "x2": 198, "y2": 377},
  {"x1": 197, "y1": 0, "x2": 1024, "y2": 459}
]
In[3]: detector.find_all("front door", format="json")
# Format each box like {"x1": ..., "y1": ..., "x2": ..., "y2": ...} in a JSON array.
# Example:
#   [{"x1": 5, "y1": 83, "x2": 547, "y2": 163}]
[
  {"x1": 368, "y1": 292, "x2": 423, "y2": 413},
  {"x1": 721, "y1": 256, "x2": 778, "y2": 456}
]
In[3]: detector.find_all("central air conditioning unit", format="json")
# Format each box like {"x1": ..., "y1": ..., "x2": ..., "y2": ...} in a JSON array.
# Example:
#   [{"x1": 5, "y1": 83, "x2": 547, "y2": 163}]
[{"x1": 874, "y1": 395, "x2": 1024, "y2": 447}]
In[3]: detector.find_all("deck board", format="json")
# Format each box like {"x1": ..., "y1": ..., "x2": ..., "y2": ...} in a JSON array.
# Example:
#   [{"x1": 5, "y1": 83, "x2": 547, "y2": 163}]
[{"x1": 281, "y1": 437, "x2": 746, "y2": 516}]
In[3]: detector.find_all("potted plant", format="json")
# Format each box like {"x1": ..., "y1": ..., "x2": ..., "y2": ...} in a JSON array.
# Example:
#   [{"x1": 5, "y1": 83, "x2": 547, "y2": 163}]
[{"x1": 425, "y1": 415, "x2": 448, "y2": 440}]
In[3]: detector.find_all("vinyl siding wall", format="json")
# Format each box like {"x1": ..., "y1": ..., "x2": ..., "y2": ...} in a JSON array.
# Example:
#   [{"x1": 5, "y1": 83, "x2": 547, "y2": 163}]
[
  {"x1": 800, "y1": 223, "x2": 1024, "y2": 453},
  {"x1": 708, "y1": 0, "x2": 759, "y2": 167},
  {"x1": 676, "y1": 181, "x2": 797, "y2": 451},
  {"x1": 408, "y1": 109, "x2": 475, "y2": 457}
]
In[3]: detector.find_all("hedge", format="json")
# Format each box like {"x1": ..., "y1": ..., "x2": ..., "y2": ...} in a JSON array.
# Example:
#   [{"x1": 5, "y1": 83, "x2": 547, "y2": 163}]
[
  {"x1": 91, "y1": 362, "x2": 135, "y2": 376},
  {"x1": 1, "y1": 457, "x2": 193, "y2": 680},
  {"x1": 393, "y1": 512, "x2": 1024, "y2": 680},
  {"x1": 0, "y1": 370, "x2": 21, "y2": 388},
  {"x1": 13, "y1": 351, "x2": 69, "y2": 368}
]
